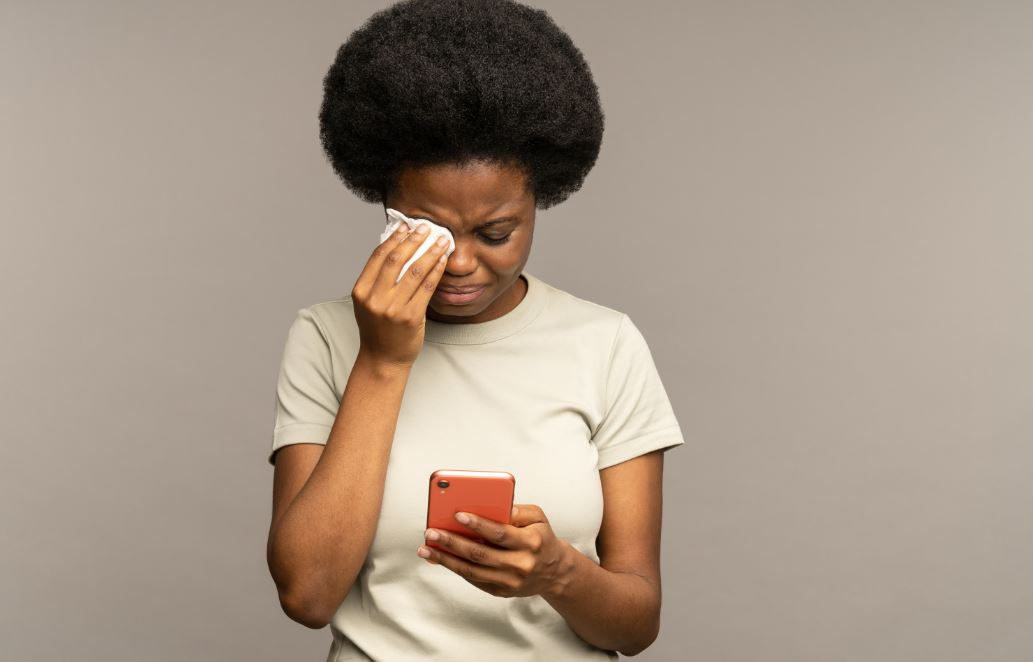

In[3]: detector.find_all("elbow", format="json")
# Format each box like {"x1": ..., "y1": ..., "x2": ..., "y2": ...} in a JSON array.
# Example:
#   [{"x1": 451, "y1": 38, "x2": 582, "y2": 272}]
[
  {"x1": 269, "y1": 560, "x2": 353, "y2": 629},
  {"x1": 618, "y1": 616, "x2": 660, "y2": 657},
  {"x1": 278, "y1": 589, "x2": 332, "y2": 630},
  {"x1": 619, "y1": 639, "x2": 656, "y2": 657},
  {"x1": 275, "y1": 572, "x2": 356, "y2": 629},
  {"x1": 618, "y1": 635, "x2": 658, "y2": 657},
  {"x1": 268, "y1": 549, "x2": 340, "y2": 629}
]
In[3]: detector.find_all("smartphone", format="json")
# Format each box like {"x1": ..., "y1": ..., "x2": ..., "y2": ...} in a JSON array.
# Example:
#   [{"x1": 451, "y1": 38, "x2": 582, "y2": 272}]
[{"x1": 425, "y1": 469, "x2": 515, "y2": 553}]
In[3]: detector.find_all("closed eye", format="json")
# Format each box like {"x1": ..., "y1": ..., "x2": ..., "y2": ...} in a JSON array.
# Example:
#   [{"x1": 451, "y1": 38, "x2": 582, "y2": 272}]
[{"x1": 482, "y1": 234, "x2": 512, "y2": 245}]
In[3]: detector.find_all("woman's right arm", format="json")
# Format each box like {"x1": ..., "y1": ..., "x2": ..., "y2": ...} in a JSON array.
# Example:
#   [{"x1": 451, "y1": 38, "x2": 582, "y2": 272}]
[
  {"x1": 266, "y1": 223, "x2": 451, "y2": 628},
  {"x1": 267, "y1": 350, "x2": 410, "y2": 628}
]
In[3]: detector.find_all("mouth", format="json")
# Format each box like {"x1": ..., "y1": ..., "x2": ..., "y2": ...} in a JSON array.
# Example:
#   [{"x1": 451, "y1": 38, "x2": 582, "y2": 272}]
[{"x1": 433, "y1": 285, "x2": 487, "y2": 305}]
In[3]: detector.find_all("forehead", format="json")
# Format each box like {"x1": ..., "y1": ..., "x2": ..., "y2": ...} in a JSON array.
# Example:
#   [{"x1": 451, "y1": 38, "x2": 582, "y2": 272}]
[{"x1": 391, "y1": 160, "x2": 532, "y2": 229}]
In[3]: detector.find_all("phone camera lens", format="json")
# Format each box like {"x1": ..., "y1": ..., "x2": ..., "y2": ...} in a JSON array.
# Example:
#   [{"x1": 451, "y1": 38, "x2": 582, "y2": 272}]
[{"x1": 437, "y1": 480, "x2": 450, "y2": 489}]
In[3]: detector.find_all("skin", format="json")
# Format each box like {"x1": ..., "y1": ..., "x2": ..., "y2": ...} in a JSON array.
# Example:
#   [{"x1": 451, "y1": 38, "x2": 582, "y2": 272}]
[
  {"x1": 270, "y1": 157, "x2": 666, "y2": 654},
  {"x1": 383, "y1": 158, "x2": 535, "y2": 324}
]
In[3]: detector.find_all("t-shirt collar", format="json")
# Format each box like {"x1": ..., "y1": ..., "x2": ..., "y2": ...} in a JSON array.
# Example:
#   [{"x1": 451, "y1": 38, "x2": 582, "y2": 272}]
[{"x1": 423, "y1": 270, "x2": 548, "y2": 345}]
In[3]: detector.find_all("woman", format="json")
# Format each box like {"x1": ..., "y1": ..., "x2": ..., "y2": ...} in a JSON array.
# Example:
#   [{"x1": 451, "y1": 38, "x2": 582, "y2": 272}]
[{"x1": 266, "y1": 1, "x2": 685, "y2": 659}]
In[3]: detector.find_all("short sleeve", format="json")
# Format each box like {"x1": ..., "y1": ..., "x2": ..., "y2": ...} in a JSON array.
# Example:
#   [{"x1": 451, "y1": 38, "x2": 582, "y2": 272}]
[
  {"x1": 591, "y1": 314, "x2": 685, "y2": 470},
  {"x1": 268, "y1": 308, "x2": 340, "y2": 465}
]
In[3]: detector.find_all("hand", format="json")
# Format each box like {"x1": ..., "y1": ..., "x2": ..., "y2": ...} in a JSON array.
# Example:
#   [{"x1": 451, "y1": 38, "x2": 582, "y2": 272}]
[
  {"x1": 352, "y1": 223, "x2": 451, "y2": 367},
  {"x1": 418, "y1": 504, "x2": 573, "y2": 599}
]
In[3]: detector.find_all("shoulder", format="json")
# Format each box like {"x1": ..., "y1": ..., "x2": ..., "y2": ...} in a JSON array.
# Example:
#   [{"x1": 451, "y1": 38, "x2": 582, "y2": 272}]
[
  {"x1": 532, "y1": 275, "x2": 627, "y2": 342},
  {"x1": 287, "y1": 296, "x2": 360, "y2": 356},
  {"x1": 534, "y1": 278, "x2": 662, "y2": 381},
  {"x1": 303, "y1": 296, "x2": 355, "y2": 331}
]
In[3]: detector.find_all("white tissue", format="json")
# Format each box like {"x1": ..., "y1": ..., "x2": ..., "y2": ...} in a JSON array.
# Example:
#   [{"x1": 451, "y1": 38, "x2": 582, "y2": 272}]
[{"x1": 379, "y1": 208, "x2": 457, "y2": 284}]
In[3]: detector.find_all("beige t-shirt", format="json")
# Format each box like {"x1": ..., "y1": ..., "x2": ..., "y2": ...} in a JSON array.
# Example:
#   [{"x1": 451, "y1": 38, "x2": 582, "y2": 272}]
[{"x1": 269, "y1": 270, "x2": 685, "y2": 661}]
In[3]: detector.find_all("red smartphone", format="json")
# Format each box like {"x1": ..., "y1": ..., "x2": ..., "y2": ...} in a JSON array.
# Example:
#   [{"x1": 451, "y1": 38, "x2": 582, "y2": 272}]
[{"x1": 425, "y1": 469, "x2": 515, "y2": 553}]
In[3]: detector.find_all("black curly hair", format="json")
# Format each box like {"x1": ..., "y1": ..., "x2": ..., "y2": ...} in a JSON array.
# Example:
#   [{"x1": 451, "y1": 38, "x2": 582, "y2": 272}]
[{"x1": 318, "y1": 0, "x2": 605, "y2": 210}]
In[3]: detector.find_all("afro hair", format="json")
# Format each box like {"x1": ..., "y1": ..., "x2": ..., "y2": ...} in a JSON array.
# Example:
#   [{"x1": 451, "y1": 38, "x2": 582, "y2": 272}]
[{"x1": 318, "y1": 0, "x2": 605, "y2": 210}]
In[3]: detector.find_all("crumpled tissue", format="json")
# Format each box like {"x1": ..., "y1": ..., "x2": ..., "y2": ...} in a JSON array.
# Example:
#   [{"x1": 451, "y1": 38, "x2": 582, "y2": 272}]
[{"x1": 379, "y1": 208, "x2": 456, "y2": 283}]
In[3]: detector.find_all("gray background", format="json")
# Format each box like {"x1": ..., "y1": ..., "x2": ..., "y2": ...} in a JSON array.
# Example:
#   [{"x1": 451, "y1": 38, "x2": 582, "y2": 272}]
[{"x1": 3, "y1": 1, "x2": 1031, "y2": 660}]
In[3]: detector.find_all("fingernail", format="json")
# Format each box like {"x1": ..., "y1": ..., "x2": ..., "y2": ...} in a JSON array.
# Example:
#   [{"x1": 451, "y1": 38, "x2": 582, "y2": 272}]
[
  {"x1": 455, "y1": 512, "x2": 470, "y2": 524},
  {"x1": 415, "y1": 224, "x2": 430, "y2": 234},
  {"x1": 417, "y1": 546, "x2": 431, "y2": 558},
  {"x1": 425, "y1": 529, "x2": 440, "y2": 541}
]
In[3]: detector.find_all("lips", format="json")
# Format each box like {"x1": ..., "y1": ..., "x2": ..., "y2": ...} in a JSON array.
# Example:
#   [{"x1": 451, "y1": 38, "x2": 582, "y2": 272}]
[{"x1": 436, "y1": 284, "x2": 487, "y2": 293}]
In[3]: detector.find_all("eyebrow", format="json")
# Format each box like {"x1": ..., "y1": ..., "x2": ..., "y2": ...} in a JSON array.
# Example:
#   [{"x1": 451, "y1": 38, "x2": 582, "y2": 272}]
[{"x1": 405, "y1": 213, "x2": 520, "y2": 231}]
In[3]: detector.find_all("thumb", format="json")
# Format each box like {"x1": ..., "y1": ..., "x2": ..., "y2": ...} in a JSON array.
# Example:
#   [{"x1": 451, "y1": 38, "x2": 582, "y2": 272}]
[{"x1": 509, "y1": 504, "x2": 547, "y2": 527}]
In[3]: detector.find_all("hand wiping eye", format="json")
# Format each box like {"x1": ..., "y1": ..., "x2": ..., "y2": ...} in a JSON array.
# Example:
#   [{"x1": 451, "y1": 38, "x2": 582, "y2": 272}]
[
  {"x1": 380, "y1": 208, "x2": 457, "y2": 283},
  {"x1": 352, "y1": 207, "x2": 454, "y2": 367}
]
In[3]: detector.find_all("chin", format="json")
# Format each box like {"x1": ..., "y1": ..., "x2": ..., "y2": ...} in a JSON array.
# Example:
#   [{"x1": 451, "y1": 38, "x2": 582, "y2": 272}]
[{"x1": 429, "y1": 300, "x2": 486, "y2": 316}]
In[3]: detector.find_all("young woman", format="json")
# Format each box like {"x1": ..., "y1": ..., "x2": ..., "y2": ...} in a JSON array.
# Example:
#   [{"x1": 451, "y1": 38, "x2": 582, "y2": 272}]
[{"x1": 266, "y1": 1, "x2": 685, "y2": 659}]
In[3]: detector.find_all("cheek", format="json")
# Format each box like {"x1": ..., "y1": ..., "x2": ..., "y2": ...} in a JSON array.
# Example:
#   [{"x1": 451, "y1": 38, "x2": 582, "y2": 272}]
[{"x1": 488, "y1": 245, "x2": 526, "y2": 272}]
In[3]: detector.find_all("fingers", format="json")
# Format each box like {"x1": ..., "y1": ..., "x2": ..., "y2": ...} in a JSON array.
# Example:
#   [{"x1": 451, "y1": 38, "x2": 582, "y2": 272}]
[
  {"x1": 372, "y1": 224, "x2": 429, "y2": 296},
  {"x1": 401, "y1": 235, "x2": 451, "y2": 308},
  {"x1": 509, "y1": 504, "x2": 547, "y2": 527},
  {"x1": 423, "y1": 527, "x2": 519, "y2": 570},
  {"x1": 356, "y1": 223, "x2": 412, "y2": 296},
  {"x1": 356, "y1": 222, "x2": 451, "y2": 312},
  {"x1": 446, "y1": 511, "x2": 518, "y2": 549},
  {"x1": 380, "y1": 225, "x2": 444, "y2": 293}
]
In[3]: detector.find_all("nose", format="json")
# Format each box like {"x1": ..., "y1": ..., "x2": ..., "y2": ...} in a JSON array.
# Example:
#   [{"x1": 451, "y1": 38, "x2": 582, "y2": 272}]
[{"x1": 441, "y1": 235, "x2": 477, "y2": 270}]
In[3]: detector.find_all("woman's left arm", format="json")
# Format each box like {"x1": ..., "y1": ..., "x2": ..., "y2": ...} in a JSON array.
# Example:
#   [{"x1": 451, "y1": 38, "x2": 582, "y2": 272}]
[
  {"x1": 419, "y1": 449, "x2": 666, "y2": 657},
  {"x1": 543, "y1": 449, "x2": 664, "y2": 656}
]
